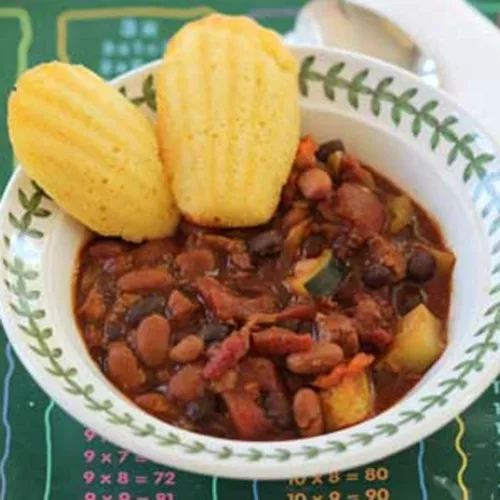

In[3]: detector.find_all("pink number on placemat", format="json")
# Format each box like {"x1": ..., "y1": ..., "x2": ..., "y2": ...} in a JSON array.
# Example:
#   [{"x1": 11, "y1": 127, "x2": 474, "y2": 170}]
[
  {"x1": 84, "y1": 493, "x2": 96, "y2": 500},
  {"x1": 153, "y1": 471, "x2": 176, "y2": 486},
  {"x1": 119, "y1": 493, "x2": 131, "y2": 500},
  {"x1": 117, "y1": 472, "x2": 129, "y2": 485},
  {"x1": 118, "y1": 450, "x2": 130, "y2": 464},
  {"x1": 156, "y1": 494, "x2": 174, "y2": 500},
  {"x1": 83, "y1": 471, "x2": 96, "y2": 484},
  {"x1": 84, "y1": 429, "x2": 97, "y2": 442},
  {"x1": 84, "y1": 450, "x2": 96, "y2": 463}
]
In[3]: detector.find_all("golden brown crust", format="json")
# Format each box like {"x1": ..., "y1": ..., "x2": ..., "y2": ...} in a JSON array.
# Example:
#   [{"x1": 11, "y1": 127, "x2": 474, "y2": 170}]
[
  {"x1": 156, "y1": 14, "x2": 300, "y2": 228},
  {"x1": 8, "y1": 61, "x2": 179, "y2": 242}
]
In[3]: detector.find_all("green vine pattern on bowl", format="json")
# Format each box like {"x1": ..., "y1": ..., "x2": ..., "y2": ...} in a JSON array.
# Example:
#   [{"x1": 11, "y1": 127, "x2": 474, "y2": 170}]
[{"x1": 2, "y1": 55, "x2": 500, "y2": 462}]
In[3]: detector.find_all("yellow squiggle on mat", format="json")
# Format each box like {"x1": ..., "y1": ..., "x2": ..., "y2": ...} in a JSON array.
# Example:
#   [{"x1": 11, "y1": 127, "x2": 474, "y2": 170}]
[
  {"x1": 455, "y1": 416, "x2": 469, "y2": 500},
  {"x1": 56, "y1": 6, "x2": 215, "y2": 62},
  {"x1": 0, "y1": 8, "x2": 33, "y2": 169}
]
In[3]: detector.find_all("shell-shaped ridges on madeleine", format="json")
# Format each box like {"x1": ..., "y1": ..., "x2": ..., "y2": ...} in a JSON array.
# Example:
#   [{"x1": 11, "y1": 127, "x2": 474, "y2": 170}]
[
  {"x1": 156, "y1": 15, "x2": 300, "y2": 227},
  {"x1": 8, "y1": 62, "x2": 178, "y2": 242}
]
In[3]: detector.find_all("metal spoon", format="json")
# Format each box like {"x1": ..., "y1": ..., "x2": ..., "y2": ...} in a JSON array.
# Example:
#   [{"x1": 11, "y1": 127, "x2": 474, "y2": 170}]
[{"x1": 290, "y1": 0, "x2": 439, "y2": 87}]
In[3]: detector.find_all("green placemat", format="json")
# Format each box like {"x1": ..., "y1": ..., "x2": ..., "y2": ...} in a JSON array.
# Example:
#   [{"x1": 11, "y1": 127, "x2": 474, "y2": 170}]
[{"x1": 0, "y1": 1, "x2": 499, "y2": 499}]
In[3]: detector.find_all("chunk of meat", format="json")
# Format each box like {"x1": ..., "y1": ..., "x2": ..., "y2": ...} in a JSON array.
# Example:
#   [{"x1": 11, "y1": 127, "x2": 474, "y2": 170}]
[
  {"x1": 237, "y1": 358, "x2": 292, "y2": 428},
  {"x1": 332, "y1": 221, "x2": 367, "y2": 260},
  {"x1": 229, "y1": 252, "x2": 253, "y2": 271},
  {"x1": 198, "y1": 234, "x2": 246, "y2": 253},
  {"x1": 282, "y1": 204, "x2": 310, "y2": 231},
  {"x1": 168, "y1": 364, "x2": 205, "y2": 403},
  {"x1": 293, "y1": 388, "x2": 325, "y2": 437},
  {"x1": 78, "y1": 285, "x2": 106, "y2": 322},
  {"x1": 203, "y1": 330, "x2": 250, "y2": 380},
  {"x1": 363, "y1": 328, "x2": 393, "y2": 351},
  {"x1": 134, "y1": 314, "x2": 170, "y2": 367},
  {"x1": 351, "y1": 293, "x2": 394, "y2": 342},
  {"x1": 336, "y1": 183, "x2": 386, "y2": 233},
  {"x1": 196, "y1": 277, "x2": 276, "y2": 321},
  {"x1": 317, "y1": 200, "x2": 337, "y2": 222},
  {"x1": 367, "y1": 235, "x2": 406, "y2": 281},
  {"x1": 313, "y1": 353, "x2": 375, "y2": 389},
  {"x1": 222, "y1": 391, "x2": 274, "y2": 440},
  {"x1": 117, "y1": 268, "x2": 173, "y2": 292},
  {"x1": 316, "y1": 312, "x2": 360, "y2": 357},
  {"x1": 248, "y1": 230, "x2": 283, "y2": 257},
  {"x1": 209, "y1": 369, "x2": 238, "y2": 393},
  {"x1": 340, "y1": 154, "x2": 376, "y2": 189},
  {"x1": 286, "y1": 342, "x2": 344, "y2": 375},
  {"x1": 252, "y1": 327, "x2": 313, "y2": 355},
  {"x1": 170, "y1": 335, "x2": 204, "y2": 363},
  {"x1": 107, "y1": 341, "x2": 145, "y2": 390},
  {"x1": 84, "y1": 325, "x2": 103, "y2": 347},
  {"x1": 298, "y1": 168, "x2": 333, "y2": 200},
  {"x1": 175, "y1": 249, "x2": 216, "y2": 279},
  {"x1": 262, "y1": 390, "x2": 293, "y2": 429},
  {"x1": 168, "y1": 290, "x2": 198, "y2": 320},
  {"x1": 238, "y1": 357, "x2": 282, "y2": 392}
]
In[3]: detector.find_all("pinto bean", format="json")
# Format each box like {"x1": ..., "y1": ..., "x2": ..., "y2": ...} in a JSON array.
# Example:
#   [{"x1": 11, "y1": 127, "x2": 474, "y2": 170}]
[
  {"x1": 131, "y1": 239, "x2": 178, "y2": 266},
  {"x1": 87, "y1": 240, "x2": 127, "y2": 259},
  {"x1": 175, "y1": 249, "x2": 216, "y2": 279},
  {"x1": 293, "y1": 388, "x2": 325, "y2": 437},
  {"x1": 168, "y1": 290, "x2": 198, "y2": 320},
  {"x1": 286, "y1": 342, "x2": 344, "y2": 375},
  {"x1": 117, "y1": 268, "x2": 173, "y2": 292},
  {"x1": 135, "y1": 393, "x2": 171, "y2": 414},
  {"x1": 298, "y1": 168, "x2": 333, "y2": 200},
  {"x1": 135, "y1": 315, "x2": 170, "y2": 367},
  {"x1": 170, "y1": 335, "x2": 204, "y2": 363},
  {"x1": 107, "y1": 342, "x2": 145, "y2": 390},
  {"x1": 168, "y1": 364, "x2": 205, "y2": 403}
]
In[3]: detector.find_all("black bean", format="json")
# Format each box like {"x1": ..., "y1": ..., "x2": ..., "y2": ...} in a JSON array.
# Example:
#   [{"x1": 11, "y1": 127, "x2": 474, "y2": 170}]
[
  {"x1": 248, "y1": 230, "x2": 283, "y2": 257},
  {"x1": 262, "y1": 391, "x2": 292, "y2": 428},
  {"x1": 363, "y1": 264, "x2": 393, "y2": 289},
  {"x1": 104, "y1": 322, "x2": 123, "y2": 341},
  {"x1": 407, "y1": 249, "x2": 436, "y2": 283},
  {"x1": 394, "y1": 284, "x2": 425, "y2": 316},
  {"x1": 200, "y1": 323, "x2": 231, "y2": 344},
  {"x1": 303, "y1": 235, "x2": 324, "y2": 258},
  {"x1": 125, "y1": 295, "x2": 166, "y2": 326},
  {"x1": 186, "y1": 397, "x2": 215, "y2": 422},
  {"x1": 316, "y1": 139, "x2": 346, "y2": 163}
]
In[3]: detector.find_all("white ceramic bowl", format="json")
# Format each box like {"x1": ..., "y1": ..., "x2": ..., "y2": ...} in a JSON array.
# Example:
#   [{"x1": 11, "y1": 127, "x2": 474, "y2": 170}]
[{"x1": 1, "y1": 46, "x2": 499, "y2": 480}]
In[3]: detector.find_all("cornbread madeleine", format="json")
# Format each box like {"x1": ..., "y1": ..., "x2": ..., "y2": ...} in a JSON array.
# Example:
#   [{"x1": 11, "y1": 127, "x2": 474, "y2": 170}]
[
  {"x1": 8, "y1": 62, "x2": 179, "y2": 242},
  {"x1": 156, "y1": 14, "x2": 300, "y2": 227}
]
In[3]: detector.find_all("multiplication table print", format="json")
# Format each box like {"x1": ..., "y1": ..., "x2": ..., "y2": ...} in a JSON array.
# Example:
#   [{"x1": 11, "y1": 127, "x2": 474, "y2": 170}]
[
  {"x1": 98, "y1": 18, "x2": 165, "y2": 78},
  {"x1": 56, "y1": 7, "x2": 214, "y2": 77}
]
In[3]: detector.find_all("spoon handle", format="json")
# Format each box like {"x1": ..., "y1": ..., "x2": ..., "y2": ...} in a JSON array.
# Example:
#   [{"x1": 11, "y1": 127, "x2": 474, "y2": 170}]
[{"x1": 294, "y1": 0, "x2": 500, "y2": 139}]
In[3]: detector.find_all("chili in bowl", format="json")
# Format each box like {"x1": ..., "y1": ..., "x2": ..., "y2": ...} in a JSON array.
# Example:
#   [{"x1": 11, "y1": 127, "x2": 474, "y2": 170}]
[{"x1": 1, "y1": 48, "x2": 498, "y2": 479}]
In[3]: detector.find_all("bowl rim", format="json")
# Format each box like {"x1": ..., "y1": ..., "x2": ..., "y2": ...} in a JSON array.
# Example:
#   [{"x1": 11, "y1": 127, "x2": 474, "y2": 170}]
[{"x1": 2, "y1": 44, "x2": 500, "y2": 480}]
